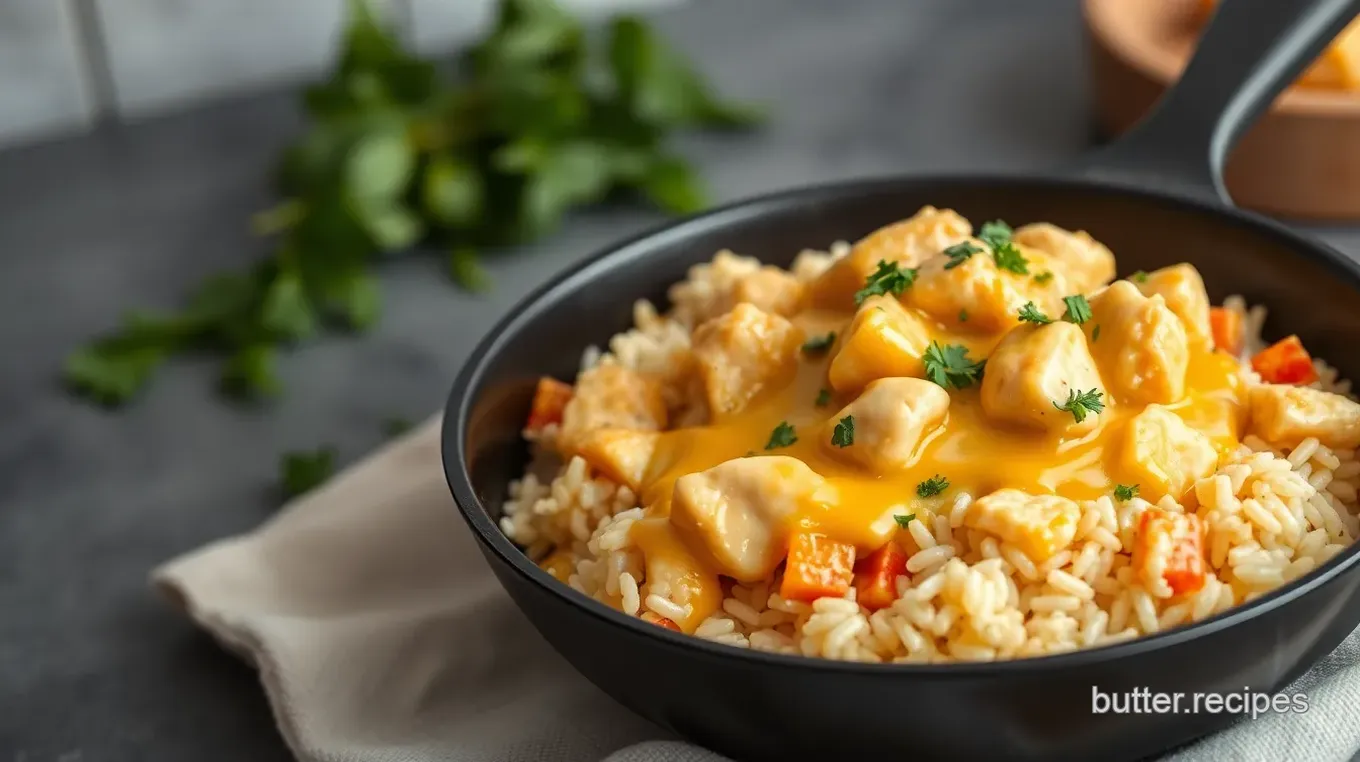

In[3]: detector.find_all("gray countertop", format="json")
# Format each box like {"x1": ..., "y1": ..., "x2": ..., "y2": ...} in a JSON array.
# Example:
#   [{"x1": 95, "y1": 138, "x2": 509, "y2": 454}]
[{"x1": 5, "y1": 0, "x2": 1360, "y2": 759}]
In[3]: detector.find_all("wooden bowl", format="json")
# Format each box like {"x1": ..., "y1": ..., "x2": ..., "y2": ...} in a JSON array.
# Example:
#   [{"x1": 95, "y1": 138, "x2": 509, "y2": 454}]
[{"x1": 1085, "y1": 0, "x2": 1360, "y2": 220}]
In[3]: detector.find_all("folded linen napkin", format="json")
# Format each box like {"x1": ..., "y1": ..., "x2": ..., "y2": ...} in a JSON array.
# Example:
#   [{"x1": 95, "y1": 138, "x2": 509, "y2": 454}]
[{"x1": 153, "y1": 414, "x2": 1360, "y2": 762}]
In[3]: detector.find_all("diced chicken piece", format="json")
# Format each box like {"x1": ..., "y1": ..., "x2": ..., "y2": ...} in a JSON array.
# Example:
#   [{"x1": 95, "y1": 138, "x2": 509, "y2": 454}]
[
  {"x1": 691, "y1": 303, "x2": 804, "y2": 418},
  {"x1": 964, "y1": 488, "x2": 1081, "y2": 562},
  {"x1": 1249, "y1": 384, "x2": 1360, "y2": 449},
  {"x1": 807, "y1": 206, "x2": 972, "y2": 311},
  {"x1": 667, "y1": 250, "x2": 762, "y2": 328},
  {"x1": 670, "y1": 456, "x2": 826, "y2": 581},
  {"x1": 1131, "y1": 508, "x2": 1207, "y2": 597},
  {"x1": 1086, "y1": 281, "x2": 1190, "y2": 405},
  {"x1": 821, "y1": 378, "x2": 950, "y2": 472},
  {"x1": 907, "y1": 242, "x2": 1069, "y2": 332},
  {"x1": 1134, "y1": 264, "x2": 1213, "y2": 351},
  {"x1": 575, "y1": 428, "x2": 660, "y2": 491},
  {"x1": 1012, "y1": 222, "x2": 1116, "y2": 292},
  {"x1": 558, "y1": 364, "x2": 667, "y2": 451},
  {"x1": 826, "y1": 295, "x2": 933, "y2": 393},
  {"x1": 981, "y1": 322, "x2": 1105, "y2": 434},
  {"x1": 733, "y1": 265, "x2": 805, "y2": 317},
  {"x1": 1118, "y1": 405, "x2": 1219, "y2": 501}
]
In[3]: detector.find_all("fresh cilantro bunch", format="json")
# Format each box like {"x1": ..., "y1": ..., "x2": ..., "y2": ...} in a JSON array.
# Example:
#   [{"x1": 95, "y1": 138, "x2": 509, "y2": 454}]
[{"x1": 64, "y1": 0, "x2": 761, "y2": 407}]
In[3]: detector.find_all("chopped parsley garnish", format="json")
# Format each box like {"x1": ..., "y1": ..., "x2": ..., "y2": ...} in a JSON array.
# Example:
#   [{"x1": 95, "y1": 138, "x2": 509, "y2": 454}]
[
  {"x1": 976, "y1": 219, "x2": 1028, "y2": 274},
  {"x1": 281, "y1": 447, "x2": 337, "y2": 499},
  {"x1": 893, "y1": 513, "x2": 917, "y2": 528},
  {"x1": 1114, "y1": 484, "x2": 1140, "y2": 501},
  {"x1": 1092, "y1": 324, "x2": 1101, "y2": 342},
  {"x1": 831, "y1": 415, "x2": 855, "y2": 447},
  {"x1": 1131, "y1": 271, "x2": 1149, "y2": 283},
  {"x1": 854, "y1": 260, "x2": 917, "y2": 305},
  {"x1": 943, "y1": 241, "x2": 982, "y2": 269},
  {"x1": 1033, "y1": 271, "x2": 1054, "y2": 284},
  {"x1": 916, "y1": 475, "x2": 950, "y2": 498},
  {"x1": 802, "y1": 332, "x2": 836, "y2": 355},
  {"x1": 923, "y1": 341, "x2": 986, "y2": 389},
  {"x1": 815, "y1": 387, "x2": 833, "y2": 407},
  {"x1": 958, "y1": 309, "x2": 968, "y2": 322},
  {"x1": 977, "y1": 219, "x2": 1014, "y2": 246},
  {"x1": 1061, "y1": 294, "x2": 1093, "y2": 324},
  {"x1": 1017, "y1": 301, "x2": 1053, "y2": 324},
  {"x1": 1053, "y1": 388, "x2": 1105, "y2": 423},
  {"x1": 765, "y1": 421, "x2": 798, "y2": 450}
]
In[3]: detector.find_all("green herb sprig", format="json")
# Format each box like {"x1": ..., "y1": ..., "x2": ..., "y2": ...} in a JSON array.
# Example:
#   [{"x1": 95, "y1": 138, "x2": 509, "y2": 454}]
[{"x1": 64, "y1": 0, "x2": 762, "y2": 407}]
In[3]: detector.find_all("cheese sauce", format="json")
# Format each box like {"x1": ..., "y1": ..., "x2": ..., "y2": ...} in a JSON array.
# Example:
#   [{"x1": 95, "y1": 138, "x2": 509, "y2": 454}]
[{"x1": 603, "y1": 307, "x2": 1244, "y2": 631}]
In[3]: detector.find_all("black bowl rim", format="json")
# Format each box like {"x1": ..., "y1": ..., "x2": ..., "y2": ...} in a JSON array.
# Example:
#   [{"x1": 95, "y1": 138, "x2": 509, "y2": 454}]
[{"x1": 442, "y1": 171, "x2": 1360, "y2": 677}]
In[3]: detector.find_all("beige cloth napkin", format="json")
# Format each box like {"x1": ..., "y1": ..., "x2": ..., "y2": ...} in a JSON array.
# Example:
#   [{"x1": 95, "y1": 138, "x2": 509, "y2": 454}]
[{"x1": 154, "y1": 414, "x2": 1360, "y2": 762}]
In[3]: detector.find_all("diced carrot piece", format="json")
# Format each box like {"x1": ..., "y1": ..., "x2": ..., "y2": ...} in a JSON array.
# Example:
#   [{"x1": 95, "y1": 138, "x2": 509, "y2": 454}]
[
  {"x1": 1132, "y1": 509, "x2": 1207, "y2": 597},
  {"x1": 526, "y1": 377, "x2": 573, "y2": 432},
  {"x1": 779, "y1": 531, "x2": 857, "y2": 603},
  {"x1": 1209, "y1": 306, "x2": 1243, "y2": 356},
  {"x1": 853, "y1": 542, "x2": 908, "y2": 611},
  {"x1": 1251, "y1": 336, "x2": 1319, "y2": 385},
  {"x1": 641, "y1": 612, "x2": 683, "y2": 632}
]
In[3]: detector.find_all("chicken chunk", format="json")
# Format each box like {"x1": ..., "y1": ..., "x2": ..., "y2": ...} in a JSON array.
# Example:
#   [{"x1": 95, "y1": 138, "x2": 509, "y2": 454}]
[
  {"x1": 733, "y1": 265, "x2": 805, "y2": 317},
  {"x1": 670, "y1": 456, "x2": 826, "y2": 581},
  {"x1": 691, "y1": 303, "x2": 803, "y2": 419},
  {"x1": 821, "y1": 378, "x2": 950, "y2": 472},
  {"x1": 981, "y1": 322, "x2": 1105, "y2": 434},
  {"x1": 907, "y1": 241, "x2": 1069, "y2": 332},
  {"x1": 826, "y1": 295, "x2": 933, "y2": 393},
  {"x1": 575, "y1": 428, "x2": 661, "y2": 491},
  {"x1": 1249, "y1": 384, "x2": 1360, "y2": 449},
  {"x1": 1135, "y1": 264, "x2": 1213, "y2": 351},
  {"x1": 807, "y1": 206, "x2": 972, "y2": 311},
  {"x1": 1118, "y1": 405, "x2": 1219, "y2": 501},
  {"x1": 1012, "y1": 222, "x2": 1116, "y2": 292},
  {"x1": 1086, "y1": 281, "x2": 1190, "y2": 405},
  {"x1": 964, "y1": 489, "x2": 1081, "y2": 562},
  {"x1": 558, "y1": 364, "x2": 668, "y2": 451}
]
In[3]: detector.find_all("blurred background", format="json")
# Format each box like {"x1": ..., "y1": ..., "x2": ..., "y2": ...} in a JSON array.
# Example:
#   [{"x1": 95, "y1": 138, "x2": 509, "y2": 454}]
[
  {"x1": 4, "y1": 0, "x2": 1360, "y2": 760},
  {"x1": 0, "y1": 0, "x2": 674, "y2": 147}
]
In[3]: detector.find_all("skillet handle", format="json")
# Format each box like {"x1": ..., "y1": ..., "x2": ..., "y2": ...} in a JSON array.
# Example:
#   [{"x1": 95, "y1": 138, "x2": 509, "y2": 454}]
[{"x1": 1071, "y1": 0, "x2": 1360, "y2": 204}]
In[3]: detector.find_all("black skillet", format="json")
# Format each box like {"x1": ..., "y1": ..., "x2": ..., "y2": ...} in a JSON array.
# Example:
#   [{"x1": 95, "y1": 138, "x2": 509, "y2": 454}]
[{"x1": 443, "y1": 1, "x2": 1360, "y2": 759}]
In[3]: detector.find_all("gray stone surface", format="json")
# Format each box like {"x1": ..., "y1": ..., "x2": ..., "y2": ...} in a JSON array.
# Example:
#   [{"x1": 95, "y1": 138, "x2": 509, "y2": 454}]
[
  {"x1": 0, "y1": 0, "x2": 95, "y2": 148},
  {"x1": 3, "y1": 0, "x2": 1360, "y2": 760}
]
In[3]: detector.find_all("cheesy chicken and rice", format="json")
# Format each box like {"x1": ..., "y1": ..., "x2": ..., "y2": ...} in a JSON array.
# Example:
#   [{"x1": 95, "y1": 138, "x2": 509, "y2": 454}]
[{"x1": 500, "y1": 206, "x2": 1360, "y2": 663}]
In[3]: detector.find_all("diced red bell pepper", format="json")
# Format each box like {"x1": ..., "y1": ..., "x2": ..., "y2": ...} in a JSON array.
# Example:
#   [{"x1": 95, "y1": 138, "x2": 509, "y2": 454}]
[
  {"x1": 1251, "y1": 335, "x2": 1318, "y2": 385},
  {"x1": 1209, "y1": 306, "x2": 1243, "y2": 356},
  {"x1": 853, "y1": 542, "x2": 908, "y2": 611}
]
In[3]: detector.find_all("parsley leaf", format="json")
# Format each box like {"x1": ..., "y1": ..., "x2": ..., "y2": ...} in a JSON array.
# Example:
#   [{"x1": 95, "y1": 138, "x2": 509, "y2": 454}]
[
  {"x1": 1053, "y1": 388, "x2": 1105, "y2": 423},
  {"x1": 923, "y1": 342, "x2": 986, "y2": 390},
  {"x1": 943, "y1": 241, "x2": 982, "y2": 270},
  {"x1": 916, "y1": 475, "x2": 950, "y2": 498},
  {"x1": 1114, "y1": 484, "x2": 1140, "y2": 501},
  {"x1": 64, "y1": 0, "x2": 762, "y2": 408},
  {"x1": 854, "y1": 260, "x2": 917, "y2": 306},
  {"x1": 281, "y1": 447, "x2": 337, "y2": 499},
  {"x1": 831, "y1": 415, "x2": 855, "y2": 447},
  {"x1": 802, "y1": 332, "x2": 836, "y2": 355},
  {"x1": 815, "y1": 388, "x2": 832, "y2": 407},
  {"x1": 1033, "y1": 271, "x2": 1054, "y2": 284},
  {"x1": 1062, "y1": 295, "x2": 1093, "y2": 324},
  {"x1": 977, "y1": 219, "x2": 1028, "y2": 274},
  {"x1": 1092, "y1": 324, "x2": 1101, "y2": 342},
  {"x1": 893, "y1": 513, "x2": 917, "y2": 528},
  {"x1": 958, "y1": 309, "x2": 968, "y2": 322},
  {"x1": 765, "y1": 421, "x2": 798, "y2": 450},
  {"x1": 1017, "y1": 302, "x2": 1053, "y2": 324},
  {"x1": 1131, "y1": 271, "x2": 1149, "y2": 283}
]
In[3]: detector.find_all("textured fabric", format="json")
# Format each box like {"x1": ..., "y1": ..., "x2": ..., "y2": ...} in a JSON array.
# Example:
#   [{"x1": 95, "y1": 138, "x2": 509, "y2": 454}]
[{"x1": 154, "y1": 415, "x2": 1360, "y2": 762}]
